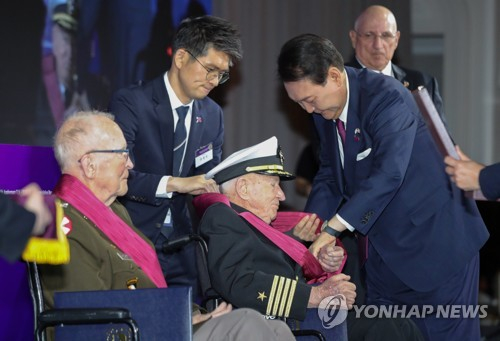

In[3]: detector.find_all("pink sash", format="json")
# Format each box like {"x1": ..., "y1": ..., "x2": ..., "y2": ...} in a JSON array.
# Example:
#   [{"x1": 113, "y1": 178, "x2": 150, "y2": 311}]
[
  {"x1": 54, "y1": 174, "x2": 167, "y2": 288},
  {"x1": 193, "y1": 193, "x2": 345, "y2": 284}
]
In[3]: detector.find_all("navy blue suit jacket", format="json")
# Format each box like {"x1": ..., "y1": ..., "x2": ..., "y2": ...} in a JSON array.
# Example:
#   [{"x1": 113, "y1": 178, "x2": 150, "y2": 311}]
[
  {"x1": 480, "y1": 163, "x2": 500, "y2": 200},
  {"x1": 109, "y1": 75, "x2": 224, "y2": 244},
  {"x1": 305, "y1": 67, "x2": 488, "y2": 292}
]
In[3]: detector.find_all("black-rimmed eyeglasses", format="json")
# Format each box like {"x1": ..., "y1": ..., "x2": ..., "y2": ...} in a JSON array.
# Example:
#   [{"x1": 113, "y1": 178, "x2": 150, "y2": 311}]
[
  {"x1": 78, "y1": 149, "x2": 129, "y2": 163},
  {"x1": 355, "y1": 31, "x2": 397, "y2": 42},
  {"x1": 186, "y1": 50, "x2": 230, "y2": 84}
]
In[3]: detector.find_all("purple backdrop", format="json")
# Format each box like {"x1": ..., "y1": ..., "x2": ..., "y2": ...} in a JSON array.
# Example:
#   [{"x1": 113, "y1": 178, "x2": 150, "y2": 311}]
[{"x1": 0, "y1": 144, "x2": 61, "y2": 340}]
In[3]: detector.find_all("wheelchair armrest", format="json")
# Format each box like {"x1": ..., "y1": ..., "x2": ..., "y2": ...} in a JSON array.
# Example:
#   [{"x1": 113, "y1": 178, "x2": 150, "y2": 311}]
[{"x1": 39, "y1": 307, "x2": 132, "y2": 325}]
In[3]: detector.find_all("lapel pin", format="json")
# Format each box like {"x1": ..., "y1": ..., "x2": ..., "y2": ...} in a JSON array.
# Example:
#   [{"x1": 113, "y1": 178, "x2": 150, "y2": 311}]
[
  {"x1": 196, "y1": 116, "x2": 203, "y2": 123},
  {"x1": 354, "y1": 128, "x2": 361, "y2": 142}
]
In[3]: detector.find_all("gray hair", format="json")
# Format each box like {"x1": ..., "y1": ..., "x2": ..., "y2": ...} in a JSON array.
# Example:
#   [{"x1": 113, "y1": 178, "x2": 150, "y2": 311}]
[{"x1": 53, "y1": 111, "x2": 116, "y2": 171}]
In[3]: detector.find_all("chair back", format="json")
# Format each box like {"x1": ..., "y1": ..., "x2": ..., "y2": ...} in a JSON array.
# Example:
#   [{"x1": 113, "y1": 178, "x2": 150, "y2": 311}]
[
  {"x1": 26, "y1": 262, "x2": 45, "y2": 326},
  {"x1": 55, "y1": 288, "x2": 192, "y2": 340}
]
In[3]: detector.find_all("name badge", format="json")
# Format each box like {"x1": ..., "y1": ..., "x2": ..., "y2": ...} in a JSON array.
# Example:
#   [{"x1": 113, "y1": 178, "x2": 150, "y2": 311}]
[{"x1": 195, "y1": 143, "x2": 213, "y2": 168}]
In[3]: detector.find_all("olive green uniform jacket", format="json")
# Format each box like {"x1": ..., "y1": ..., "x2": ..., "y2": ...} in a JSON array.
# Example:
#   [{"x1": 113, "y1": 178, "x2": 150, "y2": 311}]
[{"x1": 40, "y1": 200, "x2": 155, "y2": 308}]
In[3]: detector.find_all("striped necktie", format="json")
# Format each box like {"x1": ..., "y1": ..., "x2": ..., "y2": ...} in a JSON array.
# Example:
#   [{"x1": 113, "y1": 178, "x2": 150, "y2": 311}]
[
  {"x1": 337, "y1": 119, "x2": 346, "y2": 146},
  {"x1": 173, "y1": 106, "x2": 189, "y2": 176}
]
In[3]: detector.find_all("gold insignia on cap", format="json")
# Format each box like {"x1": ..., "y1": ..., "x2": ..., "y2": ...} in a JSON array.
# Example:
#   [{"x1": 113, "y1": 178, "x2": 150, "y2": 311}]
[
  {"x1": 278, "y1": 145, "x2": 285, "y2": 165},
  {"x1": 245, "y1": 164, "x2": 284, "y2": 172},
  {"x1": 257, "y1": 291, "x2": 268, "y2": 301}
]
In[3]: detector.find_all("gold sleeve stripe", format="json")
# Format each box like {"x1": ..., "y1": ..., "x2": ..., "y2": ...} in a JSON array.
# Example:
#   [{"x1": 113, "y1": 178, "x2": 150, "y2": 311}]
[
  {"x1": 271, "y1": 277, "x2": 285, "y2": 316},
  {"x1": 266, "y1": 276, "x2": 279, "y2": 316},
  {"x1": 277, "y1": 278, "x2": 291, "y2": 317},
  {"x1": 267, "y1": 276, "x2": 298, "y2": 318},
  {"x1": 284, "y1": 279, "x2": 297, "y2": 317}
]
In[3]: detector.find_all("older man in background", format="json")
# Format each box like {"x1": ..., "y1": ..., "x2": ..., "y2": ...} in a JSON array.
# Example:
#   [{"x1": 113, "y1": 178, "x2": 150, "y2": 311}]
[{"x1": 347, "y1": 5, "x2": 445, "y2": 121}]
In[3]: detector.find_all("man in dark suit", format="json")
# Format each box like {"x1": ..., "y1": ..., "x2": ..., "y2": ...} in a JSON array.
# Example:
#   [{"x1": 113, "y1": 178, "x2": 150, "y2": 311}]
[
  {"x1": 346, "y1": 5, "x2": 445, "y2": 122},
  {"x1": 277, "y1": 33, "x2": 489, "y2": 340},
  {"x1": 108, "y1": 16, "x2": 242, "y2": 294},
  {"x1": 0, "y1": 184, "x2": 51, "y2": 262},
  {"x1": 445, "y1": 146, "x2": 500, "y2": 200}
]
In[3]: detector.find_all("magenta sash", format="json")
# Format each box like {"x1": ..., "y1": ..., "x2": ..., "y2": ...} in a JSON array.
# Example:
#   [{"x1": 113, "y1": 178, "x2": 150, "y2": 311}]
[
  {"x1": 54, "y1": 174, "x2": 167, "y2": 288},
  {"x1": 193, "y1": 193, "x2": 345, "y2": 284}
]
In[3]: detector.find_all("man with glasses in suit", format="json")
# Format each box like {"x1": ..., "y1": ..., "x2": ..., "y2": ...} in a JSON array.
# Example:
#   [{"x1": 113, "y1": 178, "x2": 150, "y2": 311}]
[{"x1": 108, "y1": 15, "x2": 242, "y2": 297}]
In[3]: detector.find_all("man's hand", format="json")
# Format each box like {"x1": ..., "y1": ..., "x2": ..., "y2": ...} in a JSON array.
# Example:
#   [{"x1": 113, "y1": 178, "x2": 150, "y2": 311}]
[
  {"x1": 168, "y1": 175, "x2": 220, "y2": 195},
  {"x1": 192, "y1": 301, "x2": 233, "y2": 325},
  {"x1": 292, "y1": 214, "x2": 320, "y2": 242},
  {"x1": 309, "y1": 216, "x2": 346, "y2": 257},
  {"x1": 318, "y1": 244, "x2": 344, "y2": 273},
  {"x1": 21, "y1": 183, "x2": 52, "y2": 235},
  {"x1": 444, "y1": 145, "x2": 484, "y2": 191},
  {"x1": 308, "y1": 273, "x2": 356, "y2": 309}
]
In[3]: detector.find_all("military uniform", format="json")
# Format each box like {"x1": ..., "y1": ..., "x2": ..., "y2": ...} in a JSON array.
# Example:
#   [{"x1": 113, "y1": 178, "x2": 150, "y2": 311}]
[
  {"x1": 200, "y1": 202, "x2": 312, "y2": 321},
  {"x1": 40, "y1": 200, "x2": 155, "y2": 308}
]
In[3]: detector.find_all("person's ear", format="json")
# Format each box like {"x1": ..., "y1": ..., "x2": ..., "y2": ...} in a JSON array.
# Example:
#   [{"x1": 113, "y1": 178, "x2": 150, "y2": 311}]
[
  {"x1": 235, "y1": 177, "x2": 250, "y2": 200},
  {"x1": 394, "y1": 31, "x2": 401, "y2": 48},
  {"x1": 80, "y1": 155, "x2": 97, "y2": 179},
  {"x1": 348, "y1": 30, "x2": 357, "y2": 49},
  {"x1": 328, "y1": 67, "x2": 342, "y2": 87},
  {"x1": 174, "y1": 48, "x2": 190, "y2": 69}
]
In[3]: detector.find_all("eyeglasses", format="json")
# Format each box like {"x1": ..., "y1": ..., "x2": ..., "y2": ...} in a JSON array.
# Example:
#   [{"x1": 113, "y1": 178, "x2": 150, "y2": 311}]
[
  {"x1": 78, "y1": 149, "x2": 129, "y2": 163},
  {"x1": 186, "y1": 50, "x2": 230, "y2": 84},
  {"x1": 355, "y1": 31, "x2": 397, "y2": 42}
]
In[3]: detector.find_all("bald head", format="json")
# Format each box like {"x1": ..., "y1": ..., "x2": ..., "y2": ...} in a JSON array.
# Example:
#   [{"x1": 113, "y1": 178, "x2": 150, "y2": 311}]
[
  {"x1": 349, "y1": 5, "x2": 400, "y2": 71},
  {"x1": 354, "y1": 5, "x2": 398, "y2": 33}
]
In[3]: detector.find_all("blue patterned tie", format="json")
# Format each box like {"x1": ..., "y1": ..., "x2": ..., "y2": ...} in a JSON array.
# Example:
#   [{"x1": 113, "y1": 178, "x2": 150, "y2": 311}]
[{"x1": 173, "y1": 106, "x2": 189, "y2": 176}]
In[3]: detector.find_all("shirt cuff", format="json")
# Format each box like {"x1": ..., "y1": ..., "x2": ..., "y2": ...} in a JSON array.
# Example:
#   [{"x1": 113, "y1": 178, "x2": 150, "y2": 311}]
[
  {"x1": 336, "y1": 214, "x2": 354, "y2": 232},
  {"x1": 156, "y1": 176, "x2": 173, "y2": 198}
]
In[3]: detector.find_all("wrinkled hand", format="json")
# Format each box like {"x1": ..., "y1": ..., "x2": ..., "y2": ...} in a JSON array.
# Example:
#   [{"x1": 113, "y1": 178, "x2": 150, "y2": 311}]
[
  {"x1": 168, "y1": 174, "x2": 220, "y2": 195},
  {"x1": 293, "y1": 214, "x2": 320, "y2": 242},
  {"x1": 444, "y1": 145, "x2": 484, "y2": 191},
  {"x1": 192, "y1": 301, "x2": 233, "y2": 325},
  {"x1": 309, "y1": 273, "x2": 356, "y2": 309},
  {"x1": 21, "y1": 183, "x2": 52, "y2": 235},
  {"x1": 318, "y1": 243, "x2": 344, "y2": 273}
]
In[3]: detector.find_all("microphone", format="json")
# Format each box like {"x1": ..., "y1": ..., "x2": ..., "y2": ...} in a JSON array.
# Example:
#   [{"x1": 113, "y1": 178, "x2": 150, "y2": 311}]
[
  {"x1": 161, "y1": 234, "x2": 208, "y2": 255},
  {"x1": 162, "y1": 235, "x2": 193, "y2": 253}
]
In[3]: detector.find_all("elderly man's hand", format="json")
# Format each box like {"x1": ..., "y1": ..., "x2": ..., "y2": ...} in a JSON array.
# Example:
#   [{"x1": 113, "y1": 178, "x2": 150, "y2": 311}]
[
  {"x1": 292, "y1": 214, "x2": 320, "y2": 242},
  {"x1": 444, "y1": 145, "x2": 484, "y2": 191},
  {"x1": 192, "y1": 302, "x2": 233, "y2": 325},
  {"x1": 308, "y1": 273, "x2": 356, "y2": 309},
  {"x1": 169, "y1": 175, "x2": 220, "y2": 195},
  {"x1": 318, "y1": 244, "x2": 345, "y2": 273}
]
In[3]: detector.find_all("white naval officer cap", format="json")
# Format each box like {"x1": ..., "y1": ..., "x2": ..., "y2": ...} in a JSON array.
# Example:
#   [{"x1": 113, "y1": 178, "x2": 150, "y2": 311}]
[{"x1": 206, "y1": 136, "x2": 295, "y2": 184}]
